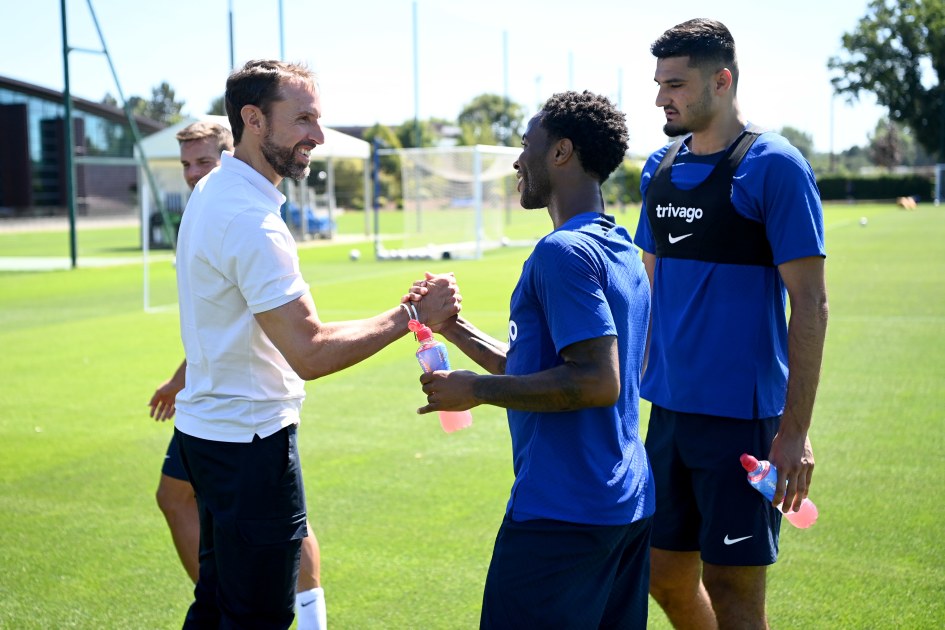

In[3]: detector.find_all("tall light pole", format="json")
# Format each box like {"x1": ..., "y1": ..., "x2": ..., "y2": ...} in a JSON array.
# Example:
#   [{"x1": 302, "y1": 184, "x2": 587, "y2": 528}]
[
  {"x1": 502, "y1": 30, "x2": 509, "y2": 145},
  {"x1": 278, "y1": 0, "x2": 285, "y2": 59},
  {"x1": 228, "y1": 0, "x2": 235, "y2": 69},
  {"x1": 412, "y1": 0, "x2": 420, "y2": 148},
  {"x1": 617, "y1": 67, "x2": 623, "y2": 111},
  {"x1": 59, "y1": 0, "x2": 77, "y2": 269},
  {"x1": 829, "y1": 92, "x2": 836, "y2": 172}
]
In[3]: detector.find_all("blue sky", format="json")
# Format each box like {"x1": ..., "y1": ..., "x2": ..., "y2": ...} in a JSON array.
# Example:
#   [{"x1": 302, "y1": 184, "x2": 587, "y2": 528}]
[{"x1": 3, "y1": 0, "x2": 884, "y2": 156}]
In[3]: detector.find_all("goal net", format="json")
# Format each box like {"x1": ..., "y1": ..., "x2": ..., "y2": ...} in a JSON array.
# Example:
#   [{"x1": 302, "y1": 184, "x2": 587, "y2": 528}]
[{"x1": 377, "y1": 145, "x2": 523, "y2": 260}]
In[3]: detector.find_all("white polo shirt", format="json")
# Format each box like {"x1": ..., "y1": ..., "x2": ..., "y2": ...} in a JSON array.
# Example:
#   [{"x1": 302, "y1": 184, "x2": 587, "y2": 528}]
[{"x1": 174, "y1": 152, "x2": 310, "y2": 442}]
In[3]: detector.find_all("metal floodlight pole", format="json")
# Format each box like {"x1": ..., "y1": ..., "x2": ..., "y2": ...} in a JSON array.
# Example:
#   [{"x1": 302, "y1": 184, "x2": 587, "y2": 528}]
[
  {"x1": 278, "y1": 0, "x2": 285, "y2": 59},
  {"x1": 228, "y1": 0, "x2": 235, "y2": 70},
  {"x1": 411, "y1": 0, "x2": 421, "y2": 229},
  {"x1": 502, "y1": 30, "x2": 512, "y2": 224},
  {"x1": 83, "y1": 0, "x2": 171, "y2": 248},
  {"x1": 60, "y1": 0, "x2": 78, "y2": 269},
  {"x1": 829, "y1": 92, "x2": 836, "y2": 173},
  {"x1": 502, "y1": 30, "x2": 509, "y2": 142},
  {"x1": 617, "y1": 67, "x2": 623, "y2": 111},
  {"x1": 412, "y1": 0, "x2": 420, "y2": 148}
]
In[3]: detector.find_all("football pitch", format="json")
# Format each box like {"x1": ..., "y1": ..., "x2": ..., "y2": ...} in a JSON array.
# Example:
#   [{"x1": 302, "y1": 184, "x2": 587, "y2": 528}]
[{"x1": 0, "y1": 203, "x2": 942, "y2": 628}]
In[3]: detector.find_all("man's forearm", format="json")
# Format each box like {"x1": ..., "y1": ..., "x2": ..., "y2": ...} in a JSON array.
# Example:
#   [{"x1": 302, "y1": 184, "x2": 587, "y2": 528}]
[
  {"x1": 439, "y1": 316, "x2": 508, "y2": 375},
  {"x1": 782, "y1": 297, "x2": 828, "y2": 434}
]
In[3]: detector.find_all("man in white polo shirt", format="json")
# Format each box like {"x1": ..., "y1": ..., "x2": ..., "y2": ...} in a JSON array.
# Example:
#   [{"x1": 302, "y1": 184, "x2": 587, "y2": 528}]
[
  {"x1": 173, "y1": 59, "x2": 460, "y2": 630},
  {"x1": 148, "y1": 119, "x2": 329, "y2": 630}
]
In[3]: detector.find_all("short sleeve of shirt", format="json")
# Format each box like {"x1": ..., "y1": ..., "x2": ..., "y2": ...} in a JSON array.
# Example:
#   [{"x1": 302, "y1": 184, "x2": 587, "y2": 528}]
[
  {"x1": 732, "y1": 138, "x2": 825, "y2": 265},
  {"x1": 222, "y1": 210, "x2": 310, "y2": 314},
  {"x1": 529, "y1": 233, "x2": 617, "y2": 354}
]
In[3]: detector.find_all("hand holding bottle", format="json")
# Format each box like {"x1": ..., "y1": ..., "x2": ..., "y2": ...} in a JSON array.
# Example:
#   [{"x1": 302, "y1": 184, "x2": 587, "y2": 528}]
[
  {"x1": 740, "y1": 453, "x2": 819, "y2": 529},
  {"x1": 409, "y1": 318, "x2": 473, "y2": 433}
]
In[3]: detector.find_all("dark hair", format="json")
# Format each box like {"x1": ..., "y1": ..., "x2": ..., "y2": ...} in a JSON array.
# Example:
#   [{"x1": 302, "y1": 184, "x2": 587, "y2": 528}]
[
  {"x1": 224, "y1": 60, "x2": 315, "y2": 144},
  {"x1": 538, "y1": 90, "x2": 628, "y2": 183},
  {"x1": 651, "y1": 19, "x2": 739, "y2": 89}
]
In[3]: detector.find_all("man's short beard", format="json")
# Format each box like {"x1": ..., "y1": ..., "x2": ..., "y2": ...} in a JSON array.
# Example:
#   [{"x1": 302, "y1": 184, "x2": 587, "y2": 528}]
[
  {"x1": 663, "y1": 122, "x2": 690, "y2": 138},
  {"x1": 262, "y1": 132, "x2": 311, "y2": 181},
  {"x1": 663, "y1": 83, "x2": 713, "y2": 139}
]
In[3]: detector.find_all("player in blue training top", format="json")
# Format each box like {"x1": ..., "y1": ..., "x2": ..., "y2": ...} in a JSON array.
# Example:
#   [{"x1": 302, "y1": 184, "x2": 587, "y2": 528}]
[
  {"x1": 636, "y1": 18, "x2": 829, "y2": 629},
  {"x1": 410, "y1": 90, "x2": 654, "y2": 629}
]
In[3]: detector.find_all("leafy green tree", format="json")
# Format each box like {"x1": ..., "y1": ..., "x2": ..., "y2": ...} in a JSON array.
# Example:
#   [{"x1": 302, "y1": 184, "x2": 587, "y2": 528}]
[
  {"x1": 838, "y1": 145, "x2": 872, "y2": 174},
  {"x1": 779, "y1": 126, "x2": 815, "y2": 159},
  {"x1": 457, "y1": 93, "x2": 525, "y2": 147},
  {"x1": 828, "y1": 0, "x2": 945, "y2": 160},
  {"x1": 102, "y1": 81, "x2": 186, "y2": 125},
  {"x1": 208, "y1": 95, "x2": 227, "y2": 116},
  {"x1": 868, "y1": 118, "x2": 906, "y2": 170},
  {"x1": 395, "y1": 118, "x2": 440, "y2": 148},
  {"x1": 132, "y1": 82, "x2": 185, "y2": 125},
  {"x1": 457, "y1": 120, "x2": 497, "y2": 146},
  {"x1": 601, "y1": 159, "x2": 643, "y2": 210}
]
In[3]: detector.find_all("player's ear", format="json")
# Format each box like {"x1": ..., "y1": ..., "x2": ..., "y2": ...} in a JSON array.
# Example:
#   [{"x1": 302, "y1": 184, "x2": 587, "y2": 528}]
[
  {"x1": 716, "y1": 68, "x2": 734, "y2": 94},
  {"x1": 241, "y1": 105, "x2": 264, "y2": 137},
  {"x1": 553, "y1": 138, "x2": 573, "y2": 165}
]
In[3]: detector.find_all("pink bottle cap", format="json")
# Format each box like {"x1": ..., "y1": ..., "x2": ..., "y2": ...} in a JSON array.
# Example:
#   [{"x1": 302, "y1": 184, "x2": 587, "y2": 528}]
[
  {"x1": 407, "y1": 318, "x2": 433, "y2": 341},
  {"x1": 740, "y1": 453, "x2": 759, "y2": 471}
]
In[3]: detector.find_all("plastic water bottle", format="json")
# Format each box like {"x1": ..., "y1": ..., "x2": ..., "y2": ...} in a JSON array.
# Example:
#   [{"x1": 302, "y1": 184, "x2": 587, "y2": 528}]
[
  {"x1": 408, "y1": 319, "x2": 473, "y2": 433},
  {"x1": 740, "y1": 453, "x2": 818, "y2": 529}
]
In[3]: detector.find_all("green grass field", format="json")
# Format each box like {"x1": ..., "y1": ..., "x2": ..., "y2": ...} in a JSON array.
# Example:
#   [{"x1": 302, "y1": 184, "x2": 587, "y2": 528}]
[{"x1": 1, "y1": 203, "x2": 943, "y2": 629}]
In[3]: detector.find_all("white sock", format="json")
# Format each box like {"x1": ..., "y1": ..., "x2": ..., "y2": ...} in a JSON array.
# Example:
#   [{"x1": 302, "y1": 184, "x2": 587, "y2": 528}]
[{"x1": 296, "y1": 587, "x2": 326, "y2": 630}]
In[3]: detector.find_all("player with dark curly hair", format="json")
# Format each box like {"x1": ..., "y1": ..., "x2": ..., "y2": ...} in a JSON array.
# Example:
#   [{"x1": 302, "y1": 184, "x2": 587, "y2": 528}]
[
  {"x1": 409, "y1": 90, "x2": 654, "y2": 628},
  {"x1": 539, "y1": 90, "x2": 629, "y2": 184}
]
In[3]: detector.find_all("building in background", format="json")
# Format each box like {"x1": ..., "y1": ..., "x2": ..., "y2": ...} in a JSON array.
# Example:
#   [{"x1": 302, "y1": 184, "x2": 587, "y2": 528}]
[{"x1": 0, "y1": 75, "x2": 164, "y2": 220}]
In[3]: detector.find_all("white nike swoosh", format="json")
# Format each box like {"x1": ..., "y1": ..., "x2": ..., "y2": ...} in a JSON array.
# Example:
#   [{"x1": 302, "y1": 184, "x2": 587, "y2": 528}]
[
  {"x1": 723, "y1": 534, "x2": 753, "y2": 545},
  {"x1": 668, "y1": 233, "x2": 693, "y2": 244}
]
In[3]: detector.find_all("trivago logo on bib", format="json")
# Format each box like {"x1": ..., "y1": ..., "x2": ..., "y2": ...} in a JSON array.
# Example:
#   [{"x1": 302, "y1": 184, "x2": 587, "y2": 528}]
[{"x1": 654, "y1": 203, "x2": 704, "y2": 223}]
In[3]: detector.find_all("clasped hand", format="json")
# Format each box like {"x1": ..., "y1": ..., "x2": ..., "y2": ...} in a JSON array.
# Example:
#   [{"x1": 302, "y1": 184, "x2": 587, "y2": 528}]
[{"x1": 402, "y1": 271, "x2": 461, "y2": 331}]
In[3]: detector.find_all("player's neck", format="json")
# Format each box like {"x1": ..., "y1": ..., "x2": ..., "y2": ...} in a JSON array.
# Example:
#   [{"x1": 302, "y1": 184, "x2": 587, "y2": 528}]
[
  {"x1": 688, "y1": 109, "x2": 746, "y2": 156},
  {"x1": 547, "y1": 178, "x2": 605, "y2": 229}
]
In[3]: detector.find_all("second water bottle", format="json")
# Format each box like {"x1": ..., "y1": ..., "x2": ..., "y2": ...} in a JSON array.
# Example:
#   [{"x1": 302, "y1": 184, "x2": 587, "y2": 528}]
[{"x1": 740, "y1": 453, "x2": 818, "y2": 529}]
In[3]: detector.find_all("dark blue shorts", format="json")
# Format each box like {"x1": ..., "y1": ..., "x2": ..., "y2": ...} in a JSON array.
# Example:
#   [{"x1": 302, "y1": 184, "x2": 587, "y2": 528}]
[
  {"x1": 161, "y1": 432, "x2": 189, "y2": 481},
  {"x1": 480, "y1": 515, "x2": 652, "y2": 629},
  {"x1": 645, "y1": 405, "x2": 781, "y2": 566},
  {"x1": 176, "y1": 426, "x2": 307, "y2": 630}
]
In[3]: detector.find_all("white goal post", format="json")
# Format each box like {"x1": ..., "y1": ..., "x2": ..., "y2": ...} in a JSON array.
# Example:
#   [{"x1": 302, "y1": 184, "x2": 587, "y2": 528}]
[{"x1": 376, "y1": 145, "x2": 522, "y2": 260}]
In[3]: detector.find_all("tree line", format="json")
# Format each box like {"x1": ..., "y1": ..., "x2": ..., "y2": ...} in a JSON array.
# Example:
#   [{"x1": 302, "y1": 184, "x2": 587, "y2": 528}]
[{"x1": 102, "y1": 0, "x2": 942, "y2": 205}]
